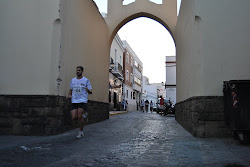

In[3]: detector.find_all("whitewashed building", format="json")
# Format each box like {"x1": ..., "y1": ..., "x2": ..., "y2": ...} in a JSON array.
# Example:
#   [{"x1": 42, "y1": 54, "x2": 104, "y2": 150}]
[
  {"x1": 165, "y1": 56, "x2": 176, "y2": 104},
  {"x1": 109, "y1": 34, "x2": 124, "y2": 110},
  {"x1": 142, "y1": 76, "x2": 158, "y2": 109}
]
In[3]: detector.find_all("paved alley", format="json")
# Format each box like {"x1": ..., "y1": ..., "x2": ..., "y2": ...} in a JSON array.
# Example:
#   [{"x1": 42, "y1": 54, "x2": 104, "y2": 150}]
[{"x1": 0, "y1": 111, "x2": 250, "y2": 167}]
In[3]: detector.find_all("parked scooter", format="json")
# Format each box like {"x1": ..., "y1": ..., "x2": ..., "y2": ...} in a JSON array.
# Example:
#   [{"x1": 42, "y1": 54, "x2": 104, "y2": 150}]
[{"x1": 163, "y1": 101, "x2": 175, "y2": 116}]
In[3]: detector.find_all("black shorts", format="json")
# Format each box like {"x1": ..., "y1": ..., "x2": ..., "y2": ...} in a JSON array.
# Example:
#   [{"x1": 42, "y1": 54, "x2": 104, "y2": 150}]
[{"x1": 70, "y1": 103, "x2": 88, "y2": 111}]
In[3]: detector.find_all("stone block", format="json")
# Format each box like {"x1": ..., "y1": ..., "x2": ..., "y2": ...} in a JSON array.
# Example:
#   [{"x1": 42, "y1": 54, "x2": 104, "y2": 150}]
[
  {"x1": 0, "y1": 127, "x2": 12, "y2": 135},
  {"x1": 46, "y1": 128, "x2": 59, "y2": 135},
  {"x1": 29, "y1": 125, "x2": 46, "y2": 135},
  {"x1": 199, "y1": 112, "x2": 204, "y2": 121},
  {"x1": 175, "y1": 96, "x2": 229, "y2": 138},
  {"x1": 193, "y1": 124, "x2": 205, "y2": 137},
  {"x1": 47, "y1": 96, "x2": 59, "y2": 107},
  {"x1": 46, "y1": 108, "x2": 64, "y2": 117},
  {"x1": 21, "y1": 96, "x2": 48, "y2": 107},
  {"x1": 218, "y1": 128, "x2": 232, "y2": 138},
  {"x1": 218, "y1": 121, "x2": 227, "y2": 128},
  {"x1": 211, "y1": 98, "x2": 224, "y2": 113},
  {"x1": 12, "y1": 118, "x2": 23, "y2": 134},
  {"x1": 10, "y1": 98, "x2": 21, "y2": 112},
  {"x1": 0, "y1": 111, "x2": 12, "y2": 118},
  {"x1": 218, "y1": 113, "x2": 225, "y2": 121},
  {"x1": 209, "y1": 113, "x2": 218, "y2": 121},
  {"x1": 28, "y1": 107, "x2": 47, "y2": 117},
  {"x1": 23, "y1": 117, "x2": 46, "y2": 126},
  {"x1": 0, "y1": 117, "x2": 12, "y2": 128},
  {"x1": 62, "y1": 125, "x2": 73, "y2": 132},
  {"x1": 204, "y1": 113, "x2": 209, "y2": 120},
  {"x1": 205, "y1": 121, "x2": 219, "y2": 137},
  {"x1": 0, "y1": 96, "x2": 10, "y2": 112},
  {"x1": 191, "y1": 112, "x2": 199, "y2": 124},
  {"x1": 46, "y1": 117, "x2": 62, "y2": 128},
  {"x1": 20, "y1": 107, "x2": 29, "y2": 113},
  {"x1": 0, "y1": 95, "x2": 109, "y2": 135},
  {"x1": 23, "y1": 125, "x2": 32, "y2": 135},
  {"x1": 13, "y1": 112, "x2": 22, "y2": 118}
]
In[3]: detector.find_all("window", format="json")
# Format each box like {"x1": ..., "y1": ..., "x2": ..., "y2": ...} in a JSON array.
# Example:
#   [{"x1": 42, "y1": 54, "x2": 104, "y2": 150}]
[
  {"x1": 126, "y1": 52, "x2": 129, "y2": 63},
  {"x1": 134, "y1": 75, "x2": 141, "y2": 85},
  {"x1": 130, "y1": 73, "x2": 133, "y2": 83},
  {"x1": 134, "y1": 61, "x2": 142, "y2": 72},
  {"x1": 133, "y1": 92, "x2": 135, "y2": 99},
  {"x1": 131, "y1": 92, "x2": 132, "y2": 99},
  {"x1": 126, "y1": 90, "x2": 128, "y2": 98},
  {"x1": 126, "y1": 70, "x2": 129, "y2": 81},
  {"x1": 134, "y1": 60, "x2": 138, "y2": 68},
  {"x1": 115, "y1": 49, "x2": 117, "y2": 63}
]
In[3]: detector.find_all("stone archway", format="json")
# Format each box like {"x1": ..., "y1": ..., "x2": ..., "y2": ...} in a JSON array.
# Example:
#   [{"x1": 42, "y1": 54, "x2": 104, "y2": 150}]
[
  {"x1": 107, "y1": 12, "x2": 176, "y2": 47},
  {"x1": 105, "y1": 0, "x2": 177, "y2": 46}
]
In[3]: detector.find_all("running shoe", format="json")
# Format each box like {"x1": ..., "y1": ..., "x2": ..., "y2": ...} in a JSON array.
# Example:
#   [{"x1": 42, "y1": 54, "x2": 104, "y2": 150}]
[{"x1": 76, "y1": 132, "x2": 84, "y2": 139}]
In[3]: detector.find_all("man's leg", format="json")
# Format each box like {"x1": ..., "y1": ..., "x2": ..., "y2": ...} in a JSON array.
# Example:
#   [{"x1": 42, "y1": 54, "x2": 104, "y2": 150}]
[
  {"x1": 71, "y1": 108, "x2": 78, "y2": 128},
  {"x1": 77, "y1": 108, "x2": 84, "y2": 131},
  {"x1": 71, "y1": 109, "x2": 78, "y2": 120},
  {"x1": 74, "y1": 108, "x2": 85, "y2": 139}
]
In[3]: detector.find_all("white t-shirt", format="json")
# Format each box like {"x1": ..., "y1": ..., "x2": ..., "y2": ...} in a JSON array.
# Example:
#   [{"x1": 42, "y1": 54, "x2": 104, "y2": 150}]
[{"x1": 70, "y1": 77, "x2": 92, "y2": 103}]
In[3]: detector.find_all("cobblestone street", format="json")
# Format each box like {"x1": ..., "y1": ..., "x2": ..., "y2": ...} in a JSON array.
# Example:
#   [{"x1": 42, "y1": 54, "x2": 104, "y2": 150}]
[{"x1": 1, "y1": 111, "x2": 250, "y2": 167}]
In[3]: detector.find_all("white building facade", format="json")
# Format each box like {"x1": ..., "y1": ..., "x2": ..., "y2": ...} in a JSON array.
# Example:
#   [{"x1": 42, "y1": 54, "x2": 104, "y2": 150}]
[
  {"x1": 165, "y1": 56, "x2": 176, "y2": 104},
  {"x1": 109, "y1": 34, "x2": 124, "y2": 110},
  {"x1": 142, "y1": 76, "x2": 158, "y2": 107}
]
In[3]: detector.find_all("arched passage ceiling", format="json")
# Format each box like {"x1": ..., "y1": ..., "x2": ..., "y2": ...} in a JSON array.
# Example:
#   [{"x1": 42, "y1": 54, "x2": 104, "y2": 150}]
[{"x1": 105, "y1": 0, "x2": 177, "y2": 46}]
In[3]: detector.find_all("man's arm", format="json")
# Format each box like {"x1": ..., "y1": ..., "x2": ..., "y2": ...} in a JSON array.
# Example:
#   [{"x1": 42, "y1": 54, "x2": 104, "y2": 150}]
[
  {"x1": 86, "y1": 80, "x2": 92, "y2": 94},
  {"x1": 67, "y1": 89, "x2": 72, "y2": 99},
  {"x1": 85, "y1": 88, "x2": 92, "y2": 94}
]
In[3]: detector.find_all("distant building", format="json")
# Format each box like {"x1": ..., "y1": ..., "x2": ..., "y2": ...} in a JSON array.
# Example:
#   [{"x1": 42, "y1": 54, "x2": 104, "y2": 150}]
[
  {"x1": 109, "y1": 34, "x2": 124, "y2": 111},
  {"x1": 142, "y1": 76, "x2": 158, "y2": 107},
  {"x1": 122, "y1": 41, "x2": 143, "y2": 111},
  {"x1": 150, "y1": 83, "x2": 166, "y2": 99},
  {"x1": 165, "y1": 56, "x2": 176, "y2": 104}
]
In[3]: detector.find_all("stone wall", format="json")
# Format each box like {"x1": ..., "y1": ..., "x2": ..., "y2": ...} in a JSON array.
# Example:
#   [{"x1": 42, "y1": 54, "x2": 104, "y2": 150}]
[
  {"x1": 175, "y1": 96, "x2": 231, "y2": 138},
  {"x1": 0, "y1": 95, "x2": 109, "y2": 136}
]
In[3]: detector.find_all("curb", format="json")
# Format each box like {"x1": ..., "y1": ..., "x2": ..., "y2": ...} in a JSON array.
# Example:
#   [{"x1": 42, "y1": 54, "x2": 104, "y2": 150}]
[{"x1": 109, "y1": 111, "x2": 128, "y2": 116}]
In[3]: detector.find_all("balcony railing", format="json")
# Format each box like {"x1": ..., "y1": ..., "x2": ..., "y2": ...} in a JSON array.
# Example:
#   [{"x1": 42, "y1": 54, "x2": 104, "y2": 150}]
[{"x1": 110, "y1": 62, "x2": 123, "y2": 79}]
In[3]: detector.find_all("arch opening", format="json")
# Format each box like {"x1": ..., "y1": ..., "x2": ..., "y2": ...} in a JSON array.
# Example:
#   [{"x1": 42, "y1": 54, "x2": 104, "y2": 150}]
[
  {"x1": 109, "y1": 12, "x2": 176, "y2": 46},
  {"x1": 108, "y1": 16, "x2": 176, "y2": 111}
]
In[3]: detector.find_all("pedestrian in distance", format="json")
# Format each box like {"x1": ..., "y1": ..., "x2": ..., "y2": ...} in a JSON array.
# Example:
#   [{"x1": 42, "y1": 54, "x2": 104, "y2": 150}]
[
  {"x1": 145, "y1": 99, "x2": 149, "y2": 112},
  {"x1": 160, "y1": 96, "x2": 164, "y2": 115},
  {"x1": 126, "y1": 100, "x2": 128, "y2": 111},
  {"x1": 67, "y1": 66, "x2": 92, "y2": 139},
  {"x1": 150, "y1": 100, "x2": 154, "y2": 113},
  {"x1": 122, "y1": 99, "x2": 125, "y2": 111},
  {"x1": 140, "y1": 99, "x2": 145, "y2": 112},
  {"x1": 138, "y1": 101, "x2": 141, "y2": 111},
  {"x1": 122, "y1": 99, "x2": 127, "y2": 111}
]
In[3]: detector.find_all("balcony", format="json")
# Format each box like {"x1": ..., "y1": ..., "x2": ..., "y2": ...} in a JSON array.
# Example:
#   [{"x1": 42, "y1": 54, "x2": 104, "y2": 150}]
[
  {"x1": 133, "y1": 83, "x2": 141, "y2": 92},
  {"x1": 110, "y1": 62, "x2": 124, "y2": 79}
]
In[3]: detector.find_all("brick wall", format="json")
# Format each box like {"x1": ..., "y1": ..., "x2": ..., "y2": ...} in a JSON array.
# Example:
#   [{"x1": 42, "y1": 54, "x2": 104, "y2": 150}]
[
  {"x1": 175, "y1": 96, "x2": 231, "y2": 137},
  {"x1": 0, "y1": 95, "x2": 109, "y2": 135}
]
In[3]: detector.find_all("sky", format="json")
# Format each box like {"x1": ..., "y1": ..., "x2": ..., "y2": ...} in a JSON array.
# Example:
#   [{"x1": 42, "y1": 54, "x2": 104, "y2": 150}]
[{"x1": 94, "y1": 0, "x2": 182, "y2": 83}]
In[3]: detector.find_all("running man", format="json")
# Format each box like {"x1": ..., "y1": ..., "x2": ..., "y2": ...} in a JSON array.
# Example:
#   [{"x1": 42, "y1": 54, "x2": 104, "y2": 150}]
[{"x1": 67, "y1": 66, "x2": 92, "y2": 139}]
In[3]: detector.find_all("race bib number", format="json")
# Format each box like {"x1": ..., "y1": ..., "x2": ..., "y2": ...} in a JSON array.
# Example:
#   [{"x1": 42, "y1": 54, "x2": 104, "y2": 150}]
[{"x1": 74, "y1": 87, "x2": 82, "y2": 94}]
